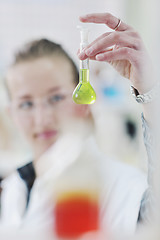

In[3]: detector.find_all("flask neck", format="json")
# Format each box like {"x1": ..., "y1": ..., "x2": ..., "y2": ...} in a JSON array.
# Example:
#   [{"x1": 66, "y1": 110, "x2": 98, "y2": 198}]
[
  {"x1": 80, "y1": 41, "x2": 89, "y2": 69},
  {"x1": 79, "y1": 69, "x2": 89, "y2": 83},
  {"x1": 79, "y1": 36, "x2": 89, "y2": 83},
  {"x1": 80, "y1": 58, "x2": 89, "y2": 70}
]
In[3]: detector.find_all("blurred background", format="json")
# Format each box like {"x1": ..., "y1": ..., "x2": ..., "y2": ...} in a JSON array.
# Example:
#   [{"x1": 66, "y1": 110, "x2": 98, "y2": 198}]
[
  {"x1": 0, "y1": 0, "x2": 159, "y2": 178},
  {"x1": 1, "y1": 1, "x2": 160, "y2": 239}
]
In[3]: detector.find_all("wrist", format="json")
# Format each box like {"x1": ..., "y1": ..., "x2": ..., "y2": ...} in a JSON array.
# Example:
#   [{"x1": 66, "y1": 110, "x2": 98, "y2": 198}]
[{"x1": 130, "y1": 81, "x2": 160, "y2": 104}]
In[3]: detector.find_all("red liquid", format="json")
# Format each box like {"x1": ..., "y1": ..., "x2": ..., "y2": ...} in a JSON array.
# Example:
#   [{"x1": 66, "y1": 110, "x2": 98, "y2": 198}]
[{"x1": 54, "y1": 193, "x2": 99, "y2": 238}]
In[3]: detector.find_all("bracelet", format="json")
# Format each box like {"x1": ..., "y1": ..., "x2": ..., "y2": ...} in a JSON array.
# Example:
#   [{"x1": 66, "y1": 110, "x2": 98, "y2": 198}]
[{"x1": 130, "y1": 81, "x2": 160, "y2": 104}]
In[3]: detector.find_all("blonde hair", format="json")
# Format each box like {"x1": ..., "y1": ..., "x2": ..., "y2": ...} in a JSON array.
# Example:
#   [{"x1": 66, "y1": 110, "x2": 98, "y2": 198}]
[
  {"x1": 13, "y1": 38, "x2": 79, "y2": 86},
  {"x1": 0, "y1": 110, "x2": 13, "y2": 150}
]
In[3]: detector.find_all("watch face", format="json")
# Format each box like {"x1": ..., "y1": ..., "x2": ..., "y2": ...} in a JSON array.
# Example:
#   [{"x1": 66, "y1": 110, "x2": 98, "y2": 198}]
[
  {"x1": 131, "y1": 82, "x2": 160, "y2": 104},
  {"x1": 136, "y1": 95, "x2": 145, "y2": 103},
  {"x1": 130, "y1": 85, "x2": 154, "y2": 104}
]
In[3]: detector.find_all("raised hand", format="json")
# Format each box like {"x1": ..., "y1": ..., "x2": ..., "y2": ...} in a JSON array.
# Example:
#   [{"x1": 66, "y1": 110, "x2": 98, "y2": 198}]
[{"x1": 78, "y1": 13, "x2": 154, "y2": 94}]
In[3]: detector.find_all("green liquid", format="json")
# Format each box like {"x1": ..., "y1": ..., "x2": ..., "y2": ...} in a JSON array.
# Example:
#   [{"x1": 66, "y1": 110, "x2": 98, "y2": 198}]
[{"x1": 72, "y1": 69, "x2": 96, "y2": 104}]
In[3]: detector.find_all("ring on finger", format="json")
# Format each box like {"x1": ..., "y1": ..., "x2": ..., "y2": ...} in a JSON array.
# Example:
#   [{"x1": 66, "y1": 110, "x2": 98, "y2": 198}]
[{"x1": 114, "y1": 19, "x2": 121, "y2": 31}]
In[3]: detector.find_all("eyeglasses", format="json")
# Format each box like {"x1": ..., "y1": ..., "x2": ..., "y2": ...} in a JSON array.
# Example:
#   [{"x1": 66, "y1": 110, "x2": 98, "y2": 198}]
[{"x1": 10, "y1": 92, "x2": 72, "y2": 119}]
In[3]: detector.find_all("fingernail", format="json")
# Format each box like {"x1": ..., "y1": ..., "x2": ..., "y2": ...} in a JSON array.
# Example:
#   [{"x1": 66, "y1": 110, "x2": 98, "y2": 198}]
[
  {"x1": 78, "y1": 51, "x2": 86, "y2": 58},
  {"x1": 79, "y1": 15, "x2": 87, "y2": 19},
  {"x1": 96, "y1": 54, "x2": 104, "y2": 60},
  {"x1": 85, "y1": 47, "x2": 93, "y2": 55}
]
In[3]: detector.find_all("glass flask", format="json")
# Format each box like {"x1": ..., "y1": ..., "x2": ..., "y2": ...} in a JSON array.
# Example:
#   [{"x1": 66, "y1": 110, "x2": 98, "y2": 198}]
[{"x1": 72, "y1": 27, "x2": 96, "y2": 104}]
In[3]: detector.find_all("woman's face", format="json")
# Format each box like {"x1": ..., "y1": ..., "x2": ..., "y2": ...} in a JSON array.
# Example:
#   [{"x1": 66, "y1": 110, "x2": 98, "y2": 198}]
[{"x1": 7, "y1": 57, "x2": 90, "y2": 158}]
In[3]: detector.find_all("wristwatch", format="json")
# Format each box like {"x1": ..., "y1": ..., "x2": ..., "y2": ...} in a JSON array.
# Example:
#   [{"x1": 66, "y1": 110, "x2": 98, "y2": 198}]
[{"x1": 130, "y1": 81, "x2": 160, "y2": 104}]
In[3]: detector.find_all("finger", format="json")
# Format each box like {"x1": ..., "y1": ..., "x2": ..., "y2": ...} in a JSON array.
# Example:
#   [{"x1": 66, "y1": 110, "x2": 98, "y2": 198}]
[
  {"x1": 78, "y1": 50, "x2": 88, "y2": 60},
  {"x1": 84, "y1": 32, "x2": 111, "y2": 49},
  {"x1": 78, "y1": 32, "x2": 111, "y2": 60},
  {"x1": 79, "y1": 49, "x2": 114, "y2": 61},
  {"x1": 78, "y1": 47, "x2": 114, "y2": 60},
  {"x1": 89, "y1": 50, "x2": 113, "y2": 61},
  {"x1": 78, "y1": 231, "x2": 107, "y2": 240},
  {"x1": 95, "y1": 47, "x2": 138, "y2": 65},
  {"x1": 84, "y1": 32, "x2": 140, "y2": 57},
  {"x1": 80, "y1": 13, "x2": 133, "y2": 31}
]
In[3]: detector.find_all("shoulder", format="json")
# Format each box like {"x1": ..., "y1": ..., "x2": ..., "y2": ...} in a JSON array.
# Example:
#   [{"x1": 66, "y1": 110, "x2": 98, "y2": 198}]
[
  {"x1": 2, "y1": 171, "x2": 23, "y2": 190},
  {"x1": 100, "y1": 157, "x2": 147, "y2": 234},
  {"x1": 107, "y1": 158, "x2": 147, "y2": 202},
  {"x1": 1, "y1": 170, "x2": 26, "y2": 209},
  {"x1": 100, "y1": 155, "x2": 147, "y2": 187},
  {"x1": 100, "y1": 157, "x2": 148, "y2": 209}
]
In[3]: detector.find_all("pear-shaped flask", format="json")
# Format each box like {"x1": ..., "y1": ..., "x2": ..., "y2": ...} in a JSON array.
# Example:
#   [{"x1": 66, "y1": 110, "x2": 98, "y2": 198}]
[{"x1": 72, "y1": 26, "x2": 96, "y2": 104}]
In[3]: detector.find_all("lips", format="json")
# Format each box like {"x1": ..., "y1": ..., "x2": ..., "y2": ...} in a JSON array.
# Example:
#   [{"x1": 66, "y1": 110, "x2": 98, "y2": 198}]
[{"x1": 36, "y1": 130, "x2": 58, "y2": 140}]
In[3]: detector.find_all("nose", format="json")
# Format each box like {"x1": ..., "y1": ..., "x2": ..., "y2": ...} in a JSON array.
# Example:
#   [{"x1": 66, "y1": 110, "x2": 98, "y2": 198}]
[{"x1": 33, "y1": 104, "x2": 56, "y2": 127}]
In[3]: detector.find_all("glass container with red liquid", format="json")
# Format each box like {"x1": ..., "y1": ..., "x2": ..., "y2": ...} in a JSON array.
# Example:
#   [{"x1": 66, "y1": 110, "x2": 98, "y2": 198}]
[
  {"x1": 52, "y1": 152, "x2": 101, "y2": 239},
  {"x1": 54, "y1": 191, "x2": 99, "y2": 238}
]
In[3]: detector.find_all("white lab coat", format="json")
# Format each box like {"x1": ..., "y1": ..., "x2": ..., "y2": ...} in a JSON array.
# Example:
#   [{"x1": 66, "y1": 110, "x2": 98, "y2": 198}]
[{"x1": 0, "y1": 134, "x2": 147, "y2": 239}]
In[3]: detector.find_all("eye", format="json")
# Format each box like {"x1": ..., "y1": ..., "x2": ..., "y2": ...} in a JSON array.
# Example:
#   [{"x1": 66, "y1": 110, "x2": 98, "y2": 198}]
[
  {"x1": 48, "y1": 94, "x2": 65, "y2": 104},
  {"x1": 18, "y1": 101, "x2": 34, "y2": 110}
]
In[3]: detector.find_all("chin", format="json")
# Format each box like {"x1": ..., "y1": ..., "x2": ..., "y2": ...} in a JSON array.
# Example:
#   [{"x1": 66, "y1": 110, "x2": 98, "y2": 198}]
[{"x1": 34, "y1": 136, "x2": 58, "y2": 158}]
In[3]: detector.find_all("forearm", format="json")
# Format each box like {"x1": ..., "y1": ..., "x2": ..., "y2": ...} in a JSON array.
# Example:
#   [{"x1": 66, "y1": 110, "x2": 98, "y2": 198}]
[
  {"x1": 138, "y1": 113, "x2": 156, "y2": 223},
  {"x1": 142, "y1": 100, "x2": 157, "y2": 127}
]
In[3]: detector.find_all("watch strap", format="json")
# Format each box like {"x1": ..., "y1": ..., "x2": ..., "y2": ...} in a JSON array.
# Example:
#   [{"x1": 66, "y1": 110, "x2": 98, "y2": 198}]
[{"x1": 130, "y1": 81, "x2": 160, "y2": 104}]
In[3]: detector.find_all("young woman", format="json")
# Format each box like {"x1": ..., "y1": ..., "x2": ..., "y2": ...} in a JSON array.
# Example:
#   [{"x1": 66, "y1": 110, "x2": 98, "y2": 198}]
[{"x1": 0, "y1": 12, "x2": 156, "y2": 239}]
